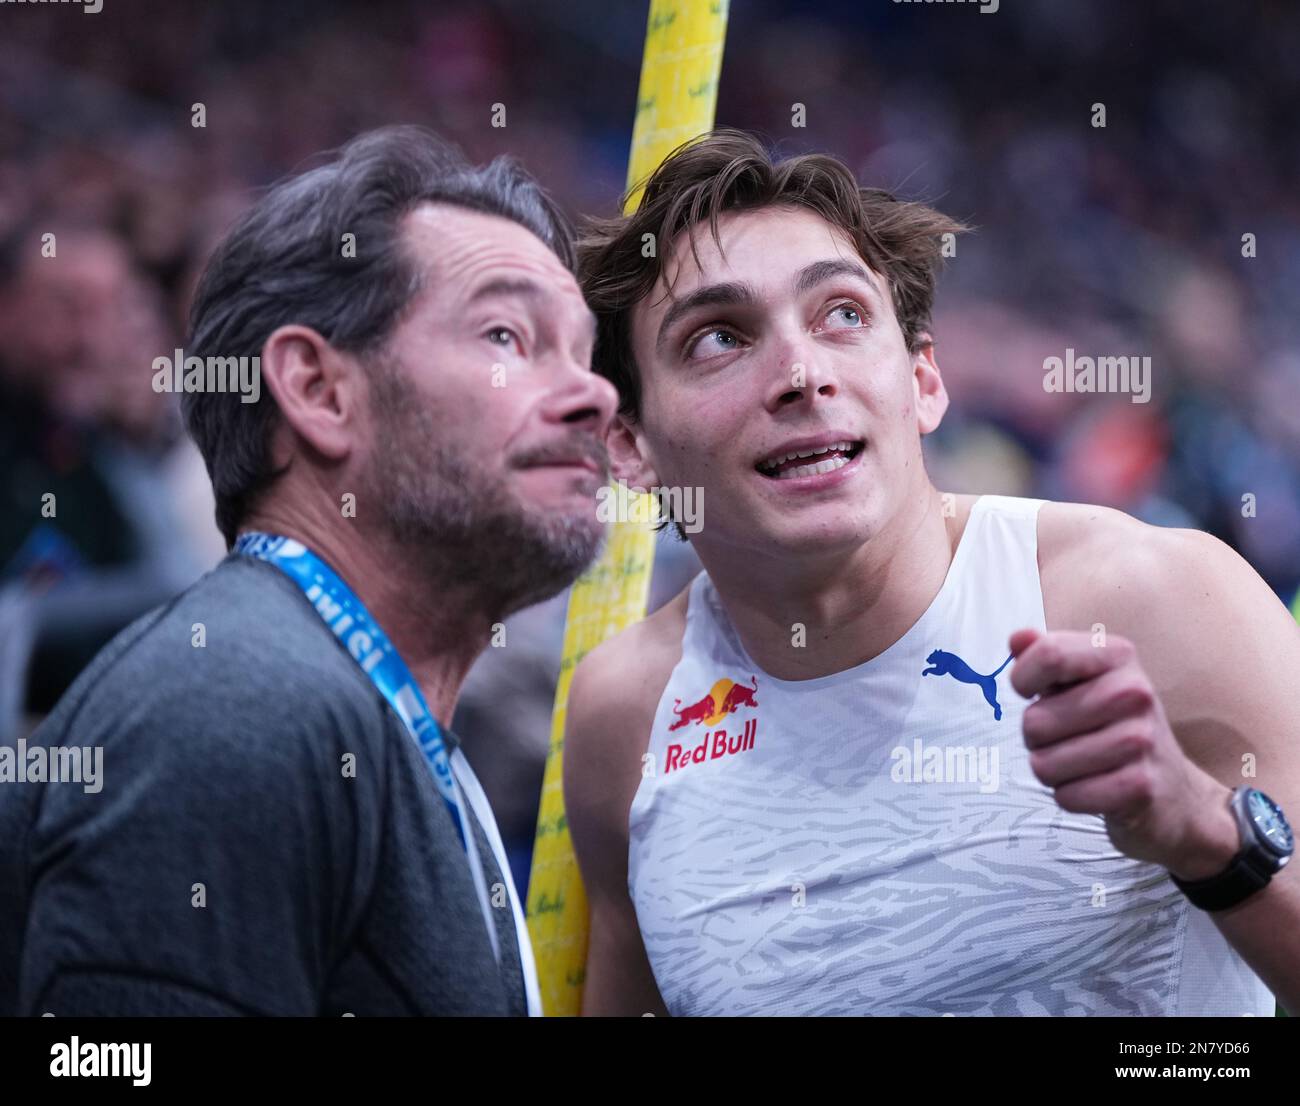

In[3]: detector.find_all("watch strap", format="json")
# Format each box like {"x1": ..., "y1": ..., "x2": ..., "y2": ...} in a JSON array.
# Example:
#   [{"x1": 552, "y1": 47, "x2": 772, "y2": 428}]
[{"x1": 1170, "y1": 851, "x2": 1272, "y2": 911}]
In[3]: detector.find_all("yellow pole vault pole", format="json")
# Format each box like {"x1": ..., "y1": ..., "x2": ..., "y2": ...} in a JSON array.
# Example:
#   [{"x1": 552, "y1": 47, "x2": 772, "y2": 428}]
[{"x1": 526, "y1": 0, "x2": 730, "y2": 1017}]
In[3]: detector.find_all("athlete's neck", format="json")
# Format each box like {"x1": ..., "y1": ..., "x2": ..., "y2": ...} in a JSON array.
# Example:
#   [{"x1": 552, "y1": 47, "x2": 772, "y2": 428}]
[
  {"x1": 241, "y1": 497, "x2": 494, "y2": 727},
  {"x1": 697, "y1": 486, "x2": 977, "y2": 681}
]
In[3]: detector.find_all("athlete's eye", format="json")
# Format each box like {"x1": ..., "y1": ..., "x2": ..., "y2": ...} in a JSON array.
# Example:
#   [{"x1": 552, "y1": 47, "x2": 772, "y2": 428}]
[
  {"x1": 822, "y1": 302, "x2": 866, "y2": 330},
  {"x1": 684, "y1": 328, "x2": 741, "y2": 360},
  {"x1": 486, "y1": 326, "x2": 524, "y2": 354}
]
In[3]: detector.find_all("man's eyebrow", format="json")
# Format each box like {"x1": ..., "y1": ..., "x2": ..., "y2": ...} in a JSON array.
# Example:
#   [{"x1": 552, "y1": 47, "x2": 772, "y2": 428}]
[
  {"x1": 793, "y1": 258, "x2": 878, "y2": 297},
  {"x1": 655, "y1": 281, "x2": 759, "y2": 352},
  {"x1": 654, "y1": 260, "x2": 879, "y2": 353},
  {"x1": 465, "y1": 277, "x2": 596, "y2": 342},
  {"x1": 466, "y1": 276, "x2": 547, "y2": 304}
]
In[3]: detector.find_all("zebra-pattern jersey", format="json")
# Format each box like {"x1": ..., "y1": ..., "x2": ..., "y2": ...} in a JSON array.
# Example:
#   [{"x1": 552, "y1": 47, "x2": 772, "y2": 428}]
[{"x1": 628, "y1": 495, "x2": 1274, "y2": 1016}]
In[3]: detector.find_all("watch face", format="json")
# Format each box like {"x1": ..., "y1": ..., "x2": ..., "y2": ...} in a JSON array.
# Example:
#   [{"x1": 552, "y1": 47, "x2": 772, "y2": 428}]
[{"x1": 1247, "y1": 790, "x2": 1295, "y2": 857}]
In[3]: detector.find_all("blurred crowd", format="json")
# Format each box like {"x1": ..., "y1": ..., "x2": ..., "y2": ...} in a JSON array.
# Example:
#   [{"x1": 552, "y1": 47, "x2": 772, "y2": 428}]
[{"x1": 2, "y1": 0, "x2": 1297, "y2": 891}]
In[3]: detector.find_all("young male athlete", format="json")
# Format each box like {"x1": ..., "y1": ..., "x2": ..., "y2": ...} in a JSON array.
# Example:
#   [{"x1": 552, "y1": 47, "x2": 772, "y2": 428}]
[{"x1": 564, "y1": 129, "x2": 1300, "y2": 1016}]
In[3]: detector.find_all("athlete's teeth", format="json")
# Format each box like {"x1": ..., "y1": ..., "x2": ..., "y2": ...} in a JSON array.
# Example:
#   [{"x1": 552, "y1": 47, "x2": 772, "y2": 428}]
[
  {"x1": 774, "y1": 453, "x2": 851, "y2": 479},
  {"x1": 762, "y1": 441, "x2": 853, "y2": 470},
  {"x1": 759, "y1": 444, "x2": 857, "y2": 473}
]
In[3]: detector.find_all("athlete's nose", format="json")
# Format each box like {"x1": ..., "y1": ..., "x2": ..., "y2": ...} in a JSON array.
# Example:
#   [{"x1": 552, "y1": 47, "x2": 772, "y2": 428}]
[{"x1": 762, "y1": 334, "x2": 840, "y2": 414}]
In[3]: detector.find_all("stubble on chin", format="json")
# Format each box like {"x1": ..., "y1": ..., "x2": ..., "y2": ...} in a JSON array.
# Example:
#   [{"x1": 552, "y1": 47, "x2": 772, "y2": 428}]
[{"x1": 363, "y1": 368, "x2": 608, "y2": 615}]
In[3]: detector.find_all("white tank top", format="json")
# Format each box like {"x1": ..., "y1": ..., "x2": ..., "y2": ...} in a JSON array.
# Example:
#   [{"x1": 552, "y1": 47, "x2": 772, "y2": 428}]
[{"x1": 628, "y1": 495, "x2": 1275, "y2": 1016}]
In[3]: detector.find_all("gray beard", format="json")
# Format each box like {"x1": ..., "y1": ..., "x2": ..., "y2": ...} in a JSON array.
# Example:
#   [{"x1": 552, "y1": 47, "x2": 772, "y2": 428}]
[{"x1": 363, "y1": 371, "x2": 607, "y2": 621}]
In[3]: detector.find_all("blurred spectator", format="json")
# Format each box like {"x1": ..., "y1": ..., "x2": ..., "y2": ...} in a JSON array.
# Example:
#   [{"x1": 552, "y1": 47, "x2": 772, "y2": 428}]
[{"x1": 0, "y1": 225, "x2": 219, "y2": 733}]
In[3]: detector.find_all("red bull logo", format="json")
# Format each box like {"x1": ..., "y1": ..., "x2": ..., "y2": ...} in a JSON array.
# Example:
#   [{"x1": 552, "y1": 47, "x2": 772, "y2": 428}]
[
  {"x1": 668, "y1": 675, "x2": 758, "y2": 730},
  {"x1": 664, "y1": 675, "x2": 759, "y2": 774}
]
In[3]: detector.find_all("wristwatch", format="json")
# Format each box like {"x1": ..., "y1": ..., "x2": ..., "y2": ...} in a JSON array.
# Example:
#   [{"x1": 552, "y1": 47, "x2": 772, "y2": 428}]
[{"x1": 1170, "y1": 786, "x2": 1294, "y2": 911}]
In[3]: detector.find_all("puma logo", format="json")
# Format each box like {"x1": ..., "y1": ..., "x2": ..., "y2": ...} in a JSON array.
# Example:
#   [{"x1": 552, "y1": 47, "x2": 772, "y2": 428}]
[{"x1": 922, "y1": 649, "x2": 1014, "y2": 721}]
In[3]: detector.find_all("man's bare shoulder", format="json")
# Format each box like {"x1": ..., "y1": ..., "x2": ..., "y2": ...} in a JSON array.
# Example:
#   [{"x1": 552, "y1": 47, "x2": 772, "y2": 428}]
[
  {"x1": 1036, "y1": 498, "x2": 1240, "y2": 631},
  {"x1": 563, "y1": 578, "x2": 694, "y2": 875},
  {"x1": 572, "y1": 579, "x2": 686, "y2": 691},
  {"x1": 1034, "y1": 499, "x2": 1299, "y2": 781},
  {"x1": 1037, "y1": 498, "x2": 1150, "y2": 549},
  {"x1": 564, "y1": 578, "x2": 693, "y2": 811}
]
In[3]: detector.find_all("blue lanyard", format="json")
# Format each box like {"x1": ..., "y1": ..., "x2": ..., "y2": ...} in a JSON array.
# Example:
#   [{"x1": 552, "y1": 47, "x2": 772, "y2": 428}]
[{"x1": 234, "y1": 532, "x2": 470, "y2": 853}]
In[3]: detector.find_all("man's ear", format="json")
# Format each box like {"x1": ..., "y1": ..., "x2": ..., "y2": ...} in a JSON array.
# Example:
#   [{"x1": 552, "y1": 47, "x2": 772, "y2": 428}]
[
  {"x1": 259, "y1": 325, "x2": 362, "y2": 462},
  {"x1": 607, "y1": 413, "x2": 661, "y2": 493},
  {"x1": 912, "y1": 333, "x2": 949, "y2": 436}
]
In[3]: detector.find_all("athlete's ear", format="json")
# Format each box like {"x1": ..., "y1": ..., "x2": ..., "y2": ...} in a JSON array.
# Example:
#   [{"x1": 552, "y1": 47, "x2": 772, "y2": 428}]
[
  {"x1": 912, "y1": 332, "x2": 949, "y2": 436},
  {"x1": 260, "y1": 324, "x2": 363, "y2": 462},
  {"x1": 606, "y1": 412, "x2": 662, "y2": 494}
]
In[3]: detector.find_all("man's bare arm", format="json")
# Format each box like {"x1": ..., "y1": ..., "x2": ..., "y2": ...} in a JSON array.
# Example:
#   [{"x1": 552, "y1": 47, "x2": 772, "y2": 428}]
[
  {"x1": 1039, "y1": 505, "x2": 1300, "y2": 1013},
  {"x1": 563, "y1": 628, "x2": 675, "y2": 1017}
]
